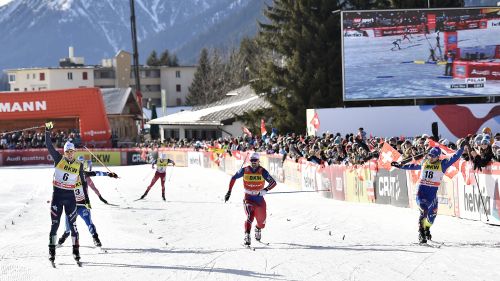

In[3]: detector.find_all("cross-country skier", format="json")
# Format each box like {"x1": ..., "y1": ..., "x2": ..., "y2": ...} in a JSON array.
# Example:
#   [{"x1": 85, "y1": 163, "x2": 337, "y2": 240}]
[
  {"x1": 45, "y1": 122, "x2": 88, "y2": 264},
  {"x1": 391, "y1": 142, "x2": 464, "y2": 243},
  {"x1": 57, "y1": 156, "x2": 118, "y2": 248},
  {"x1": 224, "y1": 152, "x2": 277, "y2": 246},
  {"x1": 139, "y1": 153, "x2": 175, "y2": 201},
  {"x1": 391, "y1": 39, "x2": 402, "y2": 51},
  {"x1": 402, "y1": 27, "x2": 412, "y2": 43}
]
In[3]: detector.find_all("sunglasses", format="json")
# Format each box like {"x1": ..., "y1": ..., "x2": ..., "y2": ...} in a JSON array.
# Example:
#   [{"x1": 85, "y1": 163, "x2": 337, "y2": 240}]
[{"x1": 250, "y1": 159, "x2": 259, "y2": 162}]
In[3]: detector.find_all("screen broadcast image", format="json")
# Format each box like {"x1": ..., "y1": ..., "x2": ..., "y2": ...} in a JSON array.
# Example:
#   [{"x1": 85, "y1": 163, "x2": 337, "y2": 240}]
[{"x1": 342, "y1": 8, "x2": 500, "y2": 101}]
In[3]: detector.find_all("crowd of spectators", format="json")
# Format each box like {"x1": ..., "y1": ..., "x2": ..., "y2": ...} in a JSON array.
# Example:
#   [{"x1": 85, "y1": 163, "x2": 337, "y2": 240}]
[
  {"x1": 143, "y1": 127, "x2": 500, "y2": 169},
  {"x1": 2, "y1": 126, "x2": 499, "y2": 169},
  {"x1": 0, "y1": 129, "x2": 80, "y2": 150}
]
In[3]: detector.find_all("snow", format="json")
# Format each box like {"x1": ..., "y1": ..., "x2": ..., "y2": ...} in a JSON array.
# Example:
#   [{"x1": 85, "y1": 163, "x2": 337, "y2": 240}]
[
  {"x1": 1, "y1": 165, "x2": 499, "y2": 280},
  {"x1": 343, "y1": 28, "x2": 500, "y2": 100},
  {"x1": 149, "y1": 96, "x2": 259, "y2": 125},
  {"x1": 0, "y1": 0, "x2": 12, "y2": 8}
]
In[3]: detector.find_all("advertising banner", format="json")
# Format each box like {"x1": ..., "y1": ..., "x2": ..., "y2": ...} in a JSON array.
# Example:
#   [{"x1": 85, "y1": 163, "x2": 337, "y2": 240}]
[
  {"x1": 187, "y1": 152, "x2": 203, "y2": 168},
  {"x1": 0, "y1": 88, "x2": 111, "y2": 146},
  {"x1": 267, "y1": 155, "x2": 285, "y2": 183},
  {"x1": 300, "y1": 162, "x2": 317, "y2": 191},
  {"x1": 164, "y1": 151, "x2": 187, "y2": 167},
  {"x1": 314, "y1": 104, "x2": 499, "y2": 141},
  {"x1": 457, "y1": 162, "x2": 500, "y2": 225},
  {"x1": 374, "y1": 168, "x2": 409, "y2": 207},
  {"x1": 0, "y1": 149, "x2": 54, "y2": 165},
  {"x1": 330, "y1": 165, "x2": 346, "y2": 201},
  {"x1": 283, "y1": 159, "x2": 302, "y2": 190},
  {"x1": 126, "y1": 151, "x2": 148, "y2": 165},
  {"x1": 344, "y1": 166, "x2": 371, "y2": 203}
]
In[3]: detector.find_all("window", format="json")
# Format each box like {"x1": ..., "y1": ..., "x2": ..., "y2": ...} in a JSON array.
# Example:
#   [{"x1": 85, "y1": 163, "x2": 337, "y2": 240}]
[
  {"x1": 176, "y1": 84, "x2": 181, "y2": 92},
  {"x1": 176, "y1": 98, "x2": 181, "y2": 106},
  {"x1": 67, "y1": 72, "x2": 73, "y2": 80},
  {"x1": 26, "y1": 73, "x2": 30, "y2": 80},
  {"x1": 32, "y1": 73, "x2": 36, "y2": 79},
  {"x1": 13, "y1": 88, "x2": 19, "y2": 91},
  {"x1": 8, "y1": 74, "x2": 15, "y2": 82},
  {"x1": 175, "y1": 71, "x2": 181, "y2": 78},
  {"x1": 40, "y1": 73, "x2": 45, "y2": 81},
  {"x1": 82, "y1": 72, "x2": 88, "y2": 80}
]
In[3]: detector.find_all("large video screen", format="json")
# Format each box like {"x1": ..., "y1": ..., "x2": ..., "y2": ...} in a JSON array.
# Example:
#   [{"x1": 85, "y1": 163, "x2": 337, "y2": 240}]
[{"x1": 342, "y1": 7, "x2": 500, "y2": 101}]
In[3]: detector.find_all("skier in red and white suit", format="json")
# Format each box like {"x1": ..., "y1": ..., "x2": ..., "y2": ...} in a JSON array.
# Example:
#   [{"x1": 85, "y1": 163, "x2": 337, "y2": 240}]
[{"x1": 225, "y1": 152, "x2": 276, "y2": 245}]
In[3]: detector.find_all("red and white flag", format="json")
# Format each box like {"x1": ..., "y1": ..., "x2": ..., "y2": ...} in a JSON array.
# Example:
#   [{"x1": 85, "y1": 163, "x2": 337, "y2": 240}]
[
  {"x1": 377, "y1": 142, "x2": 401, "y2": 171},
  {"x1": 242, "y1": 126, "x2": 252, "y2": 137},
  {"x1": 260, "y1": 119, "x2": 267, "y2": 136},
  {"x1": 310, "y1": 112, "x2": 320, "y2": 131}
]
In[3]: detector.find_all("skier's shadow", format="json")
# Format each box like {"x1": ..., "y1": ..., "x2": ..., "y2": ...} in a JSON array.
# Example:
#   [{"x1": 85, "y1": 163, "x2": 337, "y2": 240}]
[
  {"x1": 82, "y1": 262, "x2": 290, "y2": 280},
  {"x1": 272, "y1": 242, "x2": 433, "y2": 253}
]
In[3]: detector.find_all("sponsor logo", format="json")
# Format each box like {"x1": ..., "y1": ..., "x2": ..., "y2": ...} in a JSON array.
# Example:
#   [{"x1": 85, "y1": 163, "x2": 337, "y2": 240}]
[
  {"x1": 189, "y1": 157, "x2": 201, "y2": 166},
  {"x1": 465, "y1": 77, "x2": 486, "y2": 83},
  {"x1": 455, "y1": 65, "x2": 465, "y2": 76},
  {"x1": 377, "y1": 176, "x2": 401, "y2": 200},
  {"x1": 83, "y1": 130, "x2": 107, "y2": 136},
  {"x1": 489, "y1": 20, "x2": 500, "y2": 27},
  {"x1": 471, "y1": 69, "x2": 490, "y2": 75},
  {"x1": 464, "y1": 187, "x2": 490, "y2": 215},
  {"x1": 91, "y1": 154, "x2": 110, "y2": 163},
  {"x1": 0, "y1": 101, "x2": 47, "y2": 113}
]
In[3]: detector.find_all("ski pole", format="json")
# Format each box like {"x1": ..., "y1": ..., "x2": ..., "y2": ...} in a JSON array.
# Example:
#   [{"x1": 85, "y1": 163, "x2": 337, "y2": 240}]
[
  {"x1": 83, "y1": 146, "x2": 116, "y2": 176},
  {"x1": 167, "y1": 165, "x2": 174, "y2": 182},
  {"x1": 142, "y1": 167, "x2": 155, "y2": 181},
  {"x1": 472, "y1": 169, "x2": 489, "y2": 222},
  {"x1": 268, "y1": 189, "x2": 331, "y2": 195},
  {"x1": 1, "y1": 125, "x2": 45, "y2": 135}
]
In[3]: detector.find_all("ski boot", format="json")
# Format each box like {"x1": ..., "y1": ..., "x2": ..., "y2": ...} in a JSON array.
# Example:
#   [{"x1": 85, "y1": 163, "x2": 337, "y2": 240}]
[
  {"x1": 48, "y1": 245, "x2": 56, "y2": 262},
  {"x1": 140, "y1": 193, "x2": 147, "y2": 200},
  {"x1": 255, "y1": 227, "x2": 262, "y2": 241},
  {"x1": 72, "y1": 246, "x2": 81, "y2": 261},
  {"x1": 57, "y1": 232, "x2": 70, "y2": 246},
  {"x1": 418, "y1": 222, "x2": 427, "y2": 244},
  {"x1": 244, "y1": 232, "x2": 251, "y2": 246},
  {"x1": 93, "y1": 233, "x2": 102, "y2": 247},
  {"x1": 425, "y1": 227, "x2": 432, "y2": 241},
  {"x1": 162, "y1": 193, "x2": 166, "y2": 201}
]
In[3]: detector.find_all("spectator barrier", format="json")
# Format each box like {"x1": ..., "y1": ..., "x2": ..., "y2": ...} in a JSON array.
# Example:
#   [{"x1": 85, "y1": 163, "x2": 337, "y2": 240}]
[{"x1": 1, "y1": 148, "x2": 498, "y2": 225}]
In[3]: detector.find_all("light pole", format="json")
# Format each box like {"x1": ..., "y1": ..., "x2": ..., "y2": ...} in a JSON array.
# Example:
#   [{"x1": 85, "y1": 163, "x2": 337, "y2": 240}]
[{"x1": 130, "y1": 0, "x2": 143, "y2": 130}]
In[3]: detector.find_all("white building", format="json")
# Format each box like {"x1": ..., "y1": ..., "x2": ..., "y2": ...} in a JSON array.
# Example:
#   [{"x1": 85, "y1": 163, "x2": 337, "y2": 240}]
[
  {"x1": 4, "y1": 47, "x2": 196, "y2": 107},
  {"x1": 148, "y1": 85, "x2": 271, "y2": 141}
]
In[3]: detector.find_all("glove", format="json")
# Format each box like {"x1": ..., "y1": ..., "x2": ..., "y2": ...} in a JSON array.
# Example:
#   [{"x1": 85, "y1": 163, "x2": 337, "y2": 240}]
[
  {"x1": 84, "y1": 202, "x2": 92, "y2": 209},
  {"x1": 391, "y1": 161, "x2": 401, "y2": 168},
  {"x1": 108, "y1": 172, "x2": 118, "y2": 178},
  {"x1": 98, "y1": 195, "x2": 108, "y2": 204},
  {"x1": 45, "y1": 121, "x2": 54, "y2": 131},
  {"x1": 259, "y1": 188, "x2": 269, "y2": 196},
  {"x1": 224, "y1": 190, "x2": 231, "y2": 202}
]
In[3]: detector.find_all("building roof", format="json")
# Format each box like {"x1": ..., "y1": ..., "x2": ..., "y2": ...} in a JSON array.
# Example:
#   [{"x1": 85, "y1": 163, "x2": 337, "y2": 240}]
[
  {"x1": 148, "y1": 85, "x2": 271, "y2": 126},
  {"x1": 100, "y1": 88, "x2": 142, "y2": 116}
]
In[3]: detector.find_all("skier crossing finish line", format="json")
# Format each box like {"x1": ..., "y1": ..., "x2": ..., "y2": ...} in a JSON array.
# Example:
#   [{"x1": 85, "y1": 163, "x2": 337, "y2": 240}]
[
  {"x1": 44, "y1": 121, "x2": 88, "y2": 265},
  {"x1": 391, "y1": 141, "x2": 465, "y2": 244},
  {"x1": 224, "y1": 152, "x2": 277, "y2": 246}
]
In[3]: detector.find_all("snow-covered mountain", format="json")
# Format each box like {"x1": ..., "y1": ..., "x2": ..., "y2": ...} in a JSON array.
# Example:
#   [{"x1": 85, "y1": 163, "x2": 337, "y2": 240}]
[{"x1": 0, "y1": 0, "x2": 265, "y2": 70}]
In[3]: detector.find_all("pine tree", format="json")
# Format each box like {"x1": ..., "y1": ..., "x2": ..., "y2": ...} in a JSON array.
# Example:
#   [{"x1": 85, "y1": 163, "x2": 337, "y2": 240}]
[
  {"x1": 169, "y1": 54, "x2": 179, "y2": 67},
  {"x1": 252, "y1": 0, "x2": 344, "y2": 133},
  {"x1": 186, "y1": 48, "x2": 211, "y2": 105},
  {"x1": 150, "y1": 103, "x2": 159, "y2": 139},
  {"x1": 146, "y1": 50, "x2": 160, "y2": 66},
  {"x1": 159, "y1": 50, "x2": 170, "y2": 66}
]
